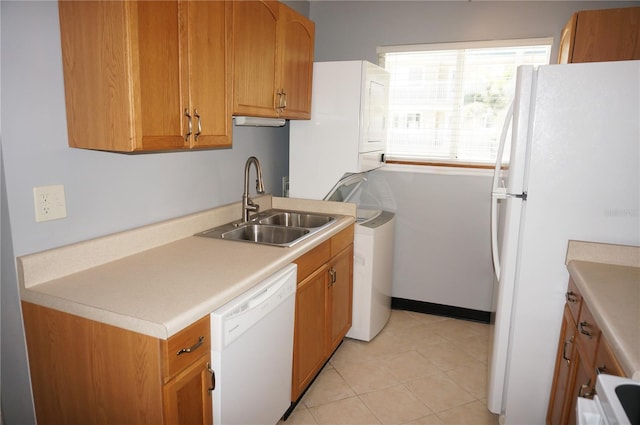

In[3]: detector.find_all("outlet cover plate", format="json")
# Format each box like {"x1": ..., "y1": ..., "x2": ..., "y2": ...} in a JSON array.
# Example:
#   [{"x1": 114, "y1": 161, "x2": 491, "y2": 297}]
[{"x1": 33, "y1": 185, "x2": 67, "y2": 222}]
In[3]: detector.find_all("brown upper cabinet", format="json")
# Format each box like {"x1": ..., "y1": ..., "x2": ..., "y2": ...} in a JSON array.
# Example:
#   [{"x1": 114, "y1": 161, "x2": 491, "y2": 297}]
[
  {"x1": 558, "y1": 6, "x2": 640, "y2": 64},
  {"x1": 58, "y1": 1, "x2": 233, "y2": 152},
  {"x1": 232, "y1": 1, "x2": 315, "y2": 119}
]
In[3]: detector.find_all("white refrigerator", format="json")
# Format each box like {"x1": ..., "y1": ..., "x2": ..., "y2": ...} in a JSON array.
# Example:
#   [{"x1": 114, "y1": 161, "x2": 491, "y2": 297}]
[{"x1": 488, "y1": 60, "x2": 640, "y2": 424}]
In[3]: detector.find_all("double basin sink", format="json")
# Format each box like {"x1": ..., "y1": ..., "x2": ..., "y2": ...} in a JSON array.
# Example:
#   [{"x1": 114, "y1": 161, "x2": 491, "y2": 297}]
[{"x1": 196, "y1": 209, "x2": 336, "y2": 247}]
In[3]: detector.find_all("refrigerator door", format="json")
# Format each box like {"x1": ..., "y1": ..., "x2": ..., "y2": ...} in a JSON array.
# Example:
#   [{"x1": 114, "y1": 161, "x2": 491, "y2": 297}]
[
  {"x1": 488, "y1": 65, "x2": 536, "y2": 415},
  {"x1": 501, "y1": 61, "x2": 640, "y2": 424}
]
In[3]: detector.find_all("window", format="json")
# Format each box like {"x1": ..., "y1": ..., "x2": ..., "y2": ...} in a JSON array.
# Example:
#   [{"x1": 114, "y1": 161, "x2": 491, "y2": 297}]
[{"x1": 378, "y1": 39, "x2": 552, "y2": 167}]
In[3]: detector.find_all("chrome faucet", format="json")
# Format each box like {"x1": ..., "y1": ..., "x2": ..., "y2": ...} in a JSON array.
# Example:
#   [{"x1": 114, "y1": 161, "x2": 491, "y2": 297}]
[{"x1": 242, "y1": 156, "x2": 265, "y2": 222}]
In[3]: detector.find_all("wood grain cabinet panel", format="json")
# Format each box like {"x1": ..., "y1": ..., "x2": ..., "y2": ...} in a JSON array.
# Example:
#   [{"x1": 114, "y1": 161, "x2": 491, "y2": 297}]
[
  {"x1": 58, "y1": 0, "x2": 232, "y2": 152},
  {"x1": 547, "y1": 307, "x2": 577, "y2": 425},
  {"x1": 22, "y1": 301, "x2": 213, "y2": 425},
  {"x1": 558, "y1": 7, "x2": 640, "y2": 64},
  {"x1": 327, "y1": 245, "x2": 354, "y2": 356},
  {"x1": 276, "y1": 3, "x2": 315, "y2": 119},
  {"x1": 232, "y1": 1, "x2": 314, "y2": 119},
  {"x1": 291, "y1": 264, "x2": 330, "y2": 400},
  {"x1": 546, "y1": 278, "x2": 626, "y2": 425},
  {"x1": 291, "y1": 225, "x2": 354, "y2": 402}
]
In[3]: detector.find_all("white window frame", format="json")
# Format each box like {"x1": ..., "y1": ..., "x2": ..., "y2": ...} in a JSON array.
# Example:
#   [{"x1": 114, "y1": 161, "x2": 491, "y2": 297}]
[{"x1": 377, "y1": 38, "x2": 553, "y2": 170}]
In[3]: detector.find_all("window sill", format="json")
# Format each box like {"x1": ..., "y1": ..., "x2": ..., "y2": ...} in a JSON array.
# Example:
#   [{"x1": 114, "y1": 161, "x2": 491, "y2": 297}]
[
  {"x1": 380, "y1": 159, "x2": 503, "y2": 177},
  {"x1": 385, "y1": 159, "x2": 497, "y2": 170}
]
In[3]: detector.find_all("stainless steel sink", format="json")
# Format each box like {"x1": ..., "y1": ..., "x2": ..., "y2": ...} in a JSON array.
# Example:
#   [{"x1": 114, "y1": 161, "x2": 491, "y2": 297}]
[
  {"x1": 258, "y1": 211, "x2": 334, "y2": 228},
  {"x1": 195, "y1": 209, "x2": 336, "y2": 247},
  {"x1": 221, "y1": 224, "x2": 309, "y2": 245}
]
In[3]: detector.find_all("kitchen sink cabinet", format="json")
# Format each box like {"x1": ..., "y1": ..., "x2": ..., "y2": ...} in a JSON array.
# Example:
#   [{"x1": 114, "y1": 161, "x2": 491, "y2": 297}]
[
  {"x1": 163, "y1": 354, "x2": 214, "y2": 425},
  {"x1": 231, "y1": 1, "x2": 314, "y2": 119},
  {"x1": 22, "y1": 302, "x2": 214, "y2": 425},
  {"x1": 327, "y1": 238, "x2": 354, "y2": 356},
  {"x1": 291, "y1": 225, "x2": 354, "y2": 402},
  {"x1": 546, "y1": 278, "x2": 625, "y2": 425},
  {"x1": 58, "y1": 0, "x2": 232, "y2": 152},
  {"x1": 558, "y1": 6, "x2": 640, "y2": 64}
]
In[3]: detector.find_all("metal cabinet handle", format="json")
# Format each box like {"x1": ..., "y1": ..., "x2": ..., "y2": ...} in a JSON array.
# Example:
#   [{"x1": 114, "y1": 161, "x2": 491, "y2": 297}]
[
  {"x1": 207, "y1": 362, "x2": 216, "y2": 393},
  {"x1": 176, "y1": 335, "x2": 204, "y2": 356},
  {"x1": 275, "y1": 89, "x2": 287, "y2": 111},
  {"x1": 328, "y1": 268, "x2": 336, "y2": 286},
  {"x1": 579, "y1": 321, "x2": 593, "y2": 338},
  {"x1": 194, "y1": 108, "x2": 202, "y2": 141},
  {"x1": 184, "y1": 108, "x2": 193, "y2": 141},
  {"x1": 562, "y1": 335, "x2": 574, "y2": 365},
  {"x1": 579, "y1": 379, "x2": 593, "y2": 398},
  {"x1": 596, "y1": 364, "x2": 611, "y2": 375},
  {"x1": 565, "y1": 291, "x2": 578, "y2": 304}
]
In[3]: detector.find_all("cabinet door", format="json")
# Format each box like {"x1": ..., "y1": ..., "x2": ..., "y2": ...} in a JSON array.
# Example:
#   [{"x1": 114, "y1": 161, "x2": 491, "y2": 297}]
[
  {"x1": 163, "y1": 354, "x2": 214, "y2": 425},
  {"x1": 232, "y1": 1, "x2": 280, "y2": 118},
  {"x1": 276, "y1": 4, "x2": 314, "y2": 119},
  {"x1": 136, "y1": 1, "x2": 191, "y2": 151},
  {"x1": 570, "y1": 7, "x2": 640, "y2": 63},
  {"x1": 187, "y1": 1, "x2": 233, "y2": 149},
  {"x1": 58, "y1": 1, "x2": 147, "y2": 151},
  {"x1": 327, "y1": 245, "x2": 354, "y2": 355},
  {"x1": 547, "y1": 307, "x2": 577, "y2": 425},
  {"x1": 292, "y1": 264, "x2": 329, "y2": 401},
  {"x1": 557, "y1": 13, "x2": 577, "y2": 64}
]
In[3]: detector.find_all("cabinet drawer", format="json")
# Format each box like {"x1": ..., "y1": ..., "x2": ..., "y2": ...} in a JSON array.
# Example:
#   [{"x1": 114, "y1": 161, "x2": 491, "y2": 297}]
[
  {"x1": 161, "y1": 316, "x2": 211, "y2": 381},
  {"x1": 565, "y1": 278, "x2": 582, "y2": 324},
  {"x1": 295, "y1": 240, "x2": 331, "y2": 283},
  {"x1": 576, "y1": 301, "x2": 601, "y2": 368},
  {"x1": 330, "y1": 225, "x2": 354, "y2": 257}
]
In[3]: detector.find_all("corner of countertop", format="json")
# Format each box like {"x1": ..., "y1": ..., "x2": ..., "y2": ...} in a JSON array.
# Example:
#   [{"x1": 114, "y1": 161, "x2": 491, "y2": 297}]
[{"x1": 565, "y1": 240, "x2": 640, "y2": 268}]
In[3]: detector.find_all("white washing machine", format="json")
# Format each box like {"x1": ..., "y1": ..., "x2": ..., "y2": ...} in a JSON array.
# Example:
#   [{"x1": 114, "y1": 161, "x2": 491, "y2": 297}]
[
  {"x1": 325, "y1": 173, "x2": 396, "y2": 342},
  {"x1": 349, "y1": 210, "x2": 395, "y2": 341}
]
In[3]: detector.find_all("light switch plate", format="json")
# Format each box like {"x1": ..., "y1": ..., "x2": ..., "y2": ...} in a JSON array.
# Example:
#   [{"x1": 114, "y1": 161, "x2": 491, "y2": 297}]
[{"x1": 33, "y1": 185, "x2": 67, "y2": 222}]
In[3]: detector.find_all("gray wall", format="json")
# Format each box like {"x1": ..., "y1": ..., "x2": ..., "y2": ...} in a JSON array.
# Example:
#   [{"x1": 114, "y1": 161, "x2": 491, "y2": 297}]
[
  {"x1": 308, "y1": 0, "x2": 639, "y2": 311},
  {"x1": 0, "y1": 2, "x2": 290, "y2": 423}
]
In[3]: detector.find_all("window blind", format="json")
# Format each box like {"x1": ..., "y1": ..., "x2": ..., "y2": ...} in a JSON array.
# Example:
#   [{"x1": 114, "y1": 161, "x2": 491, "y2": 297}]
[{"x1": 378, "y1": 38, "x2": 552, "y2": 166}]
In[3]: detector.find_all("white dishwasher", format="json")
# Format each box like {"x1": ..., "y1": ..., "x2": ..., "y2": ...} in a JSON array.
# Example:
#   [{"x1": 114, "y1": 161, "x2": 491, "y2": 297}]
[{"x1": 211, "y1": 264, "x2": 297, "y2": 425}]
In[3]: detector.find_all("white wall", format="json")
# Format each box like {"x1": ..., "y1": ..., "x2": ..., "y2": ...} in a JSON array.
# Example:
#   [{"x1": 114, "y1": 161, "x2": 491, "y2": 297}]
[
  {"x1": 0, "y1": 2, "x2": 291, "y2": 423},
  {"x1": 309, "y1": 0, "x2": 639, "y2": 311}
]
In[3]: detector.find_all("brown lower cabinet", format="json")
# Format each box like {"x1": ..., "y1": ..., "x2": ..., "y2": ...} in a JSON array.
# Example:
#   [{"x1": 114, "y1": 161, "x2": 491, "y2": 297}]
[
  {"x1": 291, "y1": 225, "x2": 354, "y2": 402},
  {"x1": 22, "y1": 303, "x2": 213, "y2": 425},
  {"x1": 546, "y1": 279, "x2": 624, "y2": 425}
]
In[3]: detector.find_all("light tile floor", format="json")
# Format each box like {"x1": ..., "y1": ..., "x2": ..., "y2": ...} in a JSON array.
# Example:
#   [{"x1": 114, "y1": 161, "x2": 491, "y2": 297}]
[{"x1": 281, "y1": 310, "x2": 500, "y2": 425}]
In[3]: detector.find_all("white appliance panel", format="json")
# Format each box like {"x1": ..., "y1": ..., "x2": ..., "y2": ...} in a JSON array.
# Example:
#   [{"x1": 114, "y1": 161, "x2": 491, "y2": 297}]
[
  {"x1": 211, "y1": 264, "x2": 297, "y2": 425},
  {"x1": 347, "y1": 212, "x2": 395, "y2": 341},
  {"x1": 489, "y1": 61, "x2": 640, "y2": 425},
  {"x1": 290, "y1": 61, "x2": 389, "y2": 200},
  {"x1": 488, "y1": 65, "x2": 535, "y2": 413}
]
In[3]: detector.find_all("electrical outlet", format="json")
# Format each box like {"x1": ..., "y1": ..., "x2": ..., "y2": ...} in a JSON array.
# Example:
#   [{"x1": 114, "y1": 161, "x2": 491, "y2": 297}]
[{"x1": 33, "y1": 185, "x2": 67, "y2": 222}]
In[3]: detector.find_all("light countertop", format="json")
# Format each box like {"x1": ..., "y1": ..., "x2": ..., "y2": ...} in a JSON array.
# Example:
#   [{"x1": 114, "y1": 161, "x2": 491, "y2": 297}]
[
  {"x1": 565, "y1": 240, "x2": 640, "y2": 380},
  {"x1": 18, "y1": 195, "x2": 356, "y2": 339}
]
